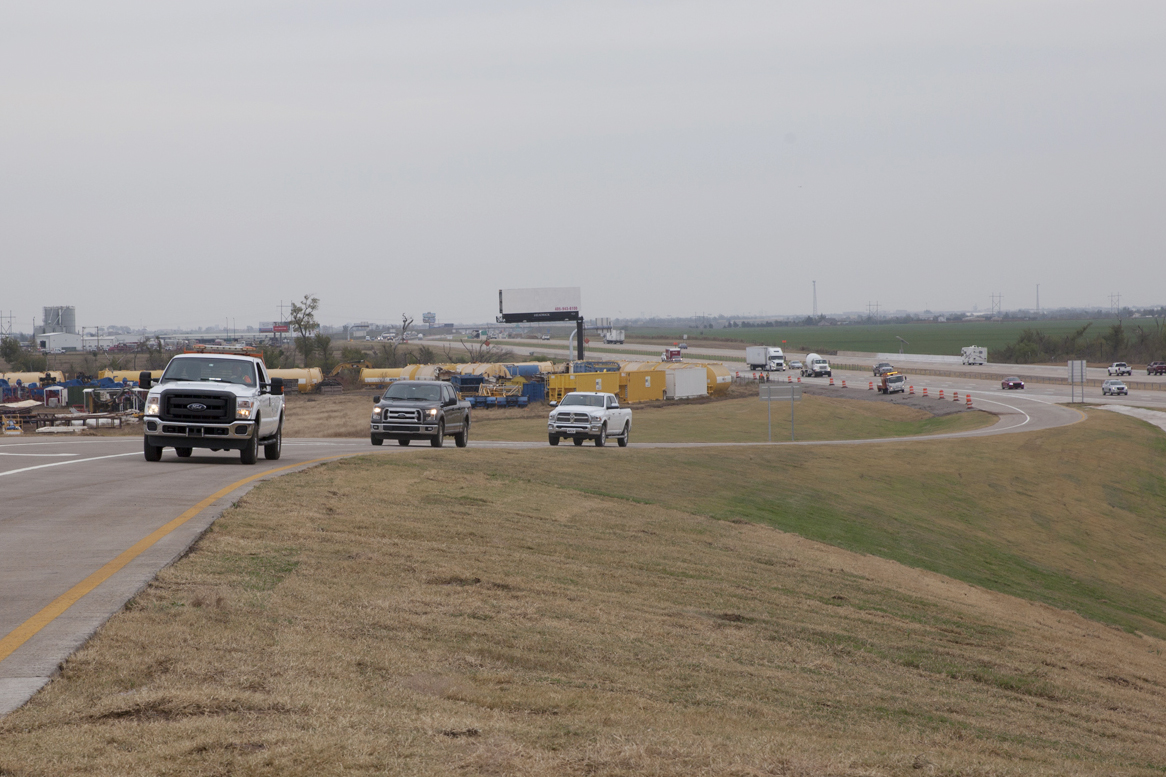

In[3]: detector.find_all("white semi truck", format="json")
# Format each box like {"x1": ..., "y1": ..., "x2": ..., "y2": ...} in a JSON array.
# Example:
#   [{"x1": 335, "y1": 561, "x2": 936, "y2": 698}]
[
  {"x1": 604, "y1": 329, "x2": 625, "y2": 345},
  {"x1": 745, "y1": 346, "x2": 785, "y2": 371}
]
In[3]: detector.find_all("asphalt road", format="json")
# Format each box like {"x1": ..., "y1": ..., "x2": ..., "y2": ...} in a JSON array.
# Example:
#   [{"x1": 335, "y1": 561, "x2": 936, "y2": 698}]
[{"x1": 0, "y1": 380, "x2": 1125, "y2": 715}]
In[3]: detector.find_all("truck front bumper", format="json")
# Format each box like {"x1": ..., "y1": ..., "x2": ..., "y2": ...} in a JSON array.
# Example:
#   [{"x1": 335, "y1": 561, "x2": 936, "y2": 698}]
[
  {"x1": 144, "y1": 417, "x2": 255, "y2": 450},
  {"x1": 548, "y1": 422, "x2": 604, "y2": 438},
  {"x1": 371, "y1": 422, "x2": 440, "y2": 439}
]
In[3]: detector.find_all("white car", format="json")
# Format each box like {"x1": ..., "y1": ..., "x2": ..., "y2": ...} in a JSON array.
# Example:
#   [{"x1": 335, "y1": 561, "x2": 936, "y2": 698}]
[
  {"x1": 141, "y1": 352, "x2": 285, "y2": 464},
  {"x1": 1102, "y1": 379, "x2": 1128, "y2": 396},
  {"x1": 1108, "y1": 362, "x2": 1132, "y2": 376},
  {"x1": 547, "y1": 392, "x2": 632, "y2": 447}
]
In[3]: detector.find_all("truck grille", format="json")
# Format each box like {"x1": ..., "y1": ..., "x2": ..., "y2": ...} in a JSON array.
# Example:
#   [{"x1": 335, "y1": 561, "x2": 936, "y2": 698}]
[
  {"x1": 162, "y1": 392, "x2": 233, "y2": 422},
  {"x1": 385, "y1": 408, "x2": 421, "y2": 423},
  {"x1": 560, "y1": 413, "x2": 591, "y2": 424}
]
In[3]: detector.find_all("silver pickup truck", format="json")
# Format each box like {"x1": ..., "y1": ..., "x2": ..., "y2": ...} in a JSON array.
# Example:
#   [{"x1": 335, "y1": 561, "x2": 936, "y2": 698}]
[{"x1": 547, "y1": 391, "x2": 632, "y2": 447}]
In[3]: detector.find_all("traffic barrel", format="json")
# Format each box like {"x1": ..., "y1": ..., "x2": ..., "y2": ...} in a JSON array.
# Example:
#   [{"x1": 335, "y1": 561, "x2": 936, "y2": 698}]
[
  {"x1": 868, "y1": 381, "x2": 874, "y2": 390},
  {"x1": 829, "y1": 377, "x2": 835, "y2": 387},
  {"x1": 787, "y1": 375, "x2": 792, "y2": 383},
  {"x1": 909, "y1": 385, "x2": 914, "y2": 395},
  {"x1": 922, "y1": 387, "x2": 928, "y2": 398},
  {"x1": 966, "y1": 394, "x2": 973, "y2": 408},
  {"x1": 953, "y1": 391, "x2": 959, "y2": 402},
  {"x1": 842, "y1": 380, "x2": 847, "y2": 389},
  {"x1": 939, "y1": 389, "x2": 944, "y2": 400}
]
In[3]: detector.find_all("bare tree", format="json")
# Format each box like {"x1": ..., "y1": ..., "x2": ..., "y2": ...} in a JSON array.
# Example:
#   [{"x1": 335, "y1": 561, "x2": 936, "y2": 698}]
[
  {"x1": 289, "y1": 294, "x2": 321, "y2": 367},
  {"x1": 398, "y1": 314, "x2": 414, "y2": 342}
]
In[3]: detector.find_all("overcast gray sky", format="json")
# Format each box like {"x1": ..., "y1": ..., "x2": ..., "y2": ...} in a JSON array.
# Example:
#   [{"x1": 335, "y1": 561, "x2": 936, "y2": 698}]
[{"x1": 2, "y1": 1, "x2": 1163, "y2": 330}]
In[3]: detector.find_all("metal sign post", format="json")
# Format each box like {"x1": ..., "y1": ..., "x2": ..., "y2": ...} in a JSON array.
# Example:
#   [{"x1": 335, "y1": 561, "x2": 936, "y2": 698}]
[{"x1": 760, "y1": 384, "x2": 802, "y2": 441}]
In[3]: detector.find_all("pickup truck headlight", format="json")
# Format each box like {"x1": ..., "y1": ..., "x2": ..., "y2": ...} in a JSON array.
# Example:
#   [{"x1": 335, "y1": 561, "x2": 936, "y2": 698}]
[
  {"x1": 236, "y1": 398, "x2": 255, "y2": 419},
  {"x1": 373, "y1": 407, "x2": 382, "y2": 417},
  {"x1": 146, "y1": 396, "x2": 161, "y2": 416},
  {"x1": 425, "y1": 408, "x2": 438, "y2": 419}
]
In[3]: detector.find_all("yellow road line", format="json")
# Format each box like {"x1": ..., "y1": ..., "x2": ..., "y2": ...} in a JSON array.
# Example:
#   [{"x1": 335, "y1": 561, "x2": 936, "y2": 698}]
[{"x1": 0, "y1": 454, "x2": 350, "y2": 664}]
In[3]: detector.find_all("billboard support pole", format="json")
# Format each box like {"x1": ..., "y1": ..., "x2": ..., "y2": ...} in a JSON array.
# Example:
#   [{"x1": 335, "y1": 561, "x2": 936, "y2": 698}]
[{"x1": 576, "y1": 319, "x2": 585, "y2": 361}]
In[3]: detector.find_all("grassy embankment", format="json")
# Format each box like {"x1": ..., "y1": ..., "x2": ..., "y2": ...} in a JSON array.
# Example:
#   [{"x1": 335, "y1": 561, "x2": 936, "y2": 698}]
[
  {"x1": 474, "y1": 393, "x2": 992, "y2": 443},
  {"x1": 628, "y1": 318, "x2": 1113, "y2": 356},
  {"x1": 4, "y1": 410, "x2": 1166, "y2": 774}
]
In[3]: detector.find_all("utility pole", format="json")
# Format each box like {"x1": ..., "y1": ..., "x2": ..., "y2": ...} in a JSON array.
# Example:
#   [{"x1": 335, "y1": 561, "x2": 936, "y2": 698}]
[
  {"x1": 1036, "y1": 284, "x2": 1040, "y2": 314},
  {"x1": 812, "y1": 281, "x2": 817, "y2": 318}
]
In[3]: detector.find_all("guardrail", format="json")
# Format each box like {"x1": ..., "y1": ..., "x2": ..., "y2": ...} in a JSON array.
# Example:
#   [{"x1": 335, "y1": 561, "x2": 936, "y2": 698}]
[{"x1": 831, "y1": 364, "x2": 1165, "y2": 392}]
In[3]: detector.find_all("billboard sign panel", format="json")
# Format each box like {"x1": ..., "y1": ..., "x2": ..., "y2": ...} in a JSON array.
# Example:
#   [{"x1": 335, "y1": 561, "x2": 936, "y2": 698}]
[
  {"x1": 498, "y1": 287, "x2": 581, "y2": 323},
  {"x1": 273, "y1": 323, "x2": 290, "y2": 333}
]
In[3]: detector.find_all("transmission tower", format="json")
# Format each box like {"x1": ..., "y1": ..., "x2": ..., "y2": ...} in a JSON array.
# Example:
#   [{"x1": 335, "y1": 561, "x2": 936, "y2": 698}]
[
  {"x1": 990, "y1": 293, "x2": 1003, "y2": 317},
  {"x1": 1109, "y1": 293, "x2": 1121, "y2": 316}
]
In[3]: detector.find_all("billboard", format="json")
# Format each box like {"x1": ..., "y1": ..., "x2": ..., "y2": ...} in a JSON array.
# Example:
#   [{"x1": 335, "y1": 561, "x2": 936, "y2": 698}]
[
  {"x1": 498, "y1": 287, "x2": 581, "y2": 323},
  {"x1": 273, "y1": 323, "x2": 290, "y2": 333}
]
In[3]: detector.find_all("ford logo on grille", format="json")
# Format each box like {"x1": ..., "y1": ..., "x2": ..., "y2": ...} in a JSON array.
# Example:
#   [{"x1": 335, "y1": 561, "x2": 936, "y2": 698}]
[{"x1": 187, "y1": 403, "x2": 207, "y2": 411}]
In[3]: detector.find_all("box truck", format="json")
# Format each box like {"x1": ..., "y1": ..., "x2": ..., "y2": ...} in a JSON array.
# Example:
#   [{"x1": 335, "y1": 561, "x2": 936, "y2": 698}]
[
  {"x1": 604, "y1": 329, "x2": 625, "y2": 345},
  {"x1": 745, "y1": 346, "x2": 785, "y2": 371}
]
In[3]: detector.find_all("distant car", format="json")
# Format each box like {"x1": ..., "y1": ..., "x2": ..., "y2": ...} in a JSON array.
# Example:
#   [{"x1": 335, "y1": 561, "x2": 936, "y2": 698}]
[
  {"x1": 1148, "y1": 361, "x2": 1166, "y2": 376},
  {"x1": 788, "y1": 360, "x2": 803, "y2": 370},
  {"x1": 873, "y1": 362, "x2": 894, "y2": 376},
  {"x1": 1102, "y1": 379, "x2": 1128, "y2": 396},
  {"x1": 1108, "y1": 362, "x2": 1131, "y2": 376},
  {"x1": 679, "y1": 342, "x2": 688, "y2": 349},
  {"x1": 540, "y1": 334, "x2": 551, "y2": 340},
  {"x1": 1001, "y1": 377, "x2": 1025, "y2": 390}
]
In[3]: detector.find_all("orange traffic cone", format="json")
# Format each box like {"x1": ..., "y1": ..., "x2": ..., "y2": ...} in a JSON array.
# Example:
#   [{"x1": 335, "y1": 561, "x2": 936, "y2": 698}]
[{"x1": 966, "y1": 394, "x2": 973, "y2": 408}]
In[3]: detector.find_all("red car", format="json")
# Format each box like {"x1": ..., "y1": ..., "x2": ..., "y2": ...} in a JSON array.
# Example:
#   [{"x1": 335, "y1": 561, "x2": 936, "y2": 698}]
[
  {"x1": 1148, "y1": 362, "x2": 1166, "y2": 376},
  {"x1": 1001, "y1": 377, "x2": 1025, "y2": 390}
]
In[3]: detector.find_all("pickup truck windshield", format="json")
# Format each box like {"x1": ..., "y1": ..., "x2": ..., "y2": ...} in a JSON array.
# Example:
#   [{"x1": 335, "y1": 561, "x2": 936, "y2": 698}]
[
  {"x1": 559, "y1": 394, "x2": 605, "y2": 408},
  {"x1": 161, "y1": 358, "x2": 256, "y2": 385},
  {"x1": 383, "y1": 383, "x2": 441, "y2": 401}
]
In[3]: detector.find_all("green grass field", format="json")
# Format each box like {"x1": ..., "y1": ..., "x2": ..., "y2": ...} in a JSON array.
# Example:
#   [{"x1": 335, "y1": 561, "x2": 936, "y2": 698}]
[{"x1": 629, "y1": 318, "x2": 1111, "y2": 356}]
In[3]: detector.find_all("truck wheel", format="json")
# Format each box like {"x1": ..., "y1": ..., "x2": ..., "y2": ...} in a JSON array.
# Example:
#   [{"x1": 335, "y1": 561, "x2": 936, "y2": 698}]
[
  {"x1": 573, "y1": 437, "x2": 584, "y2": 446},
  {"x1": 617, "y1": 422, "x2": 629, "y2": 447},
  {"x1": 430, "y1": 421, "x2": 444, "y2": 448},
  {"x1": 454, "y1": 418, "x2": 469, "y2": 448},
  {"x1": 144, "y1": 438, "x2": 162, "y2": 462},
  {"x1": 240, "y1": 418, "x2": 259, "y2": 465},
  {"x1": 175, "y1": 447, "x2": 192, "y2": 458},
  {"x1": 398, "y1": 439, "x2": 410, "y2": 446},
  {"x1": 371, "y1": 434, "x2": 384, "y2": 446},
  {"x1": 548, "y1": 435, "x2": 560, "y2": 446},
  {"x1": 595, "y1": 424, "x2": 607, "y2": 447},
  {"x1": 264, "y1": 417, "x2": 283, "y2": 460}
]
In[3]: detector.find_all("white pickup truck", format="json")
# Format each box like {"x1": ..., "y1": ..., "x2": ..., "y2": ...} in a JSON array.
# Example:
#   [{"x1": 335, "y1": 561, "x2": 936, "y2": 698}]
[
  {"x1": 547, "y1": 391, "x2": 632, "y2": 447},
  {"x1": 140, "y1": 351, "x2": 285, "y2": 464}
]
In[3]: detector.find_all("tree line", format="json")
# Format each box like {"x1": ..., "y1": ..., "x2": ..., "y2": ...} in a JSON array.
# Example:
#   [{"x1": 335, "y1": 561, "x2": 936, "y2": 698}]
[{"x1": 996, "y1": 320, "x2": 1166, "y2": 364}]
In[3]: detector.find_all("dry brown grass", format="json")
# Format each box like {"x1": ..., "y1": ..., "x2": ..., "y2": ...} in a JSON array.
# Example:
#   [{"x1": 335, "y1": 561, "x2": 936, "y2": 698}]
[{"x1": 4, "y1": 441, "x2": 1166, "y2": 775}]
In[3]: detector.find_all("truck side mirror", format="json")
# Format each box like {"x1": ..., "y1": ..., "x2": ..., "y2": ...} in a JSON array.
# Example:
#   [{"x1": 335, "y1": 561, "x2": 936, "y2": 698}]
[
  {"x1": 271, "y1": 377, "x2": 284, "y2": 396},
  {"x1": 139, "y1": 371, "x2": 152, "y2": 389},
  {"x1": 373, "y1": 395, "x2": 381, "y2": 403}
]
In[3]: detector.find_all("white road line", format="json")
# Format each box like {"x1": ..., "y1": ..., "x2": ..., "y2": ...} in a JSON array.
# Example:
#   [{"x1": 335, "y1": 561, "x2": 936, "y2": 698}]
[
  {"x1": 0, "y1": 452, "x2": 79, "y2": 458},
  {"x1": 0, "y1": 439, "x2": 139, "y2": 449},
  {"x1": 0, "y1": 452, "x2": 140, "y2": 478}
]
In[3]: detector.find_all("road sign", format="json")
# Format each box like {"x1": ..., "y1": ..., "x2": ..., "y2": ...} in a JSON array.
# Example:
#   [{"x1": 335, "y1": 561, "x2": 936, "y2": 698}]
[
  {"x1": 1068, "y1": 360, "x2": 1087, "y2": 403},
  {"x1": 760, "y1": 383, "x2": 801, "y2": 441},
  {"x1": 759, "y1": 384, "x2": 802, "y2": 401}
]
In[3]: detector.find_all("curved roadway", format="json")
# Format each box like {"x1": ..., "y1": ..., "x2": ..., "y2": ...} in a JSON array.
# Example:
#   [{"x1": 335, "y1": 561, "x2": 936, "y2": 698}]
[{"x1": 0, "y1": 379, "x2": 1114, "y2": 715}]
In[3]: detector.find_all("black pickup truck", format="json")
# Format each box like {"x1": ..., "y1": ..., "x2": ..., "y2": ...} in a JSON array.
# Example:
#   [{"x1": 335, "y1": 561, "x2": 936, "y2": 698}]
[{"x1": 370, "y1": 380, "x2": 470, "y2": 448}]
